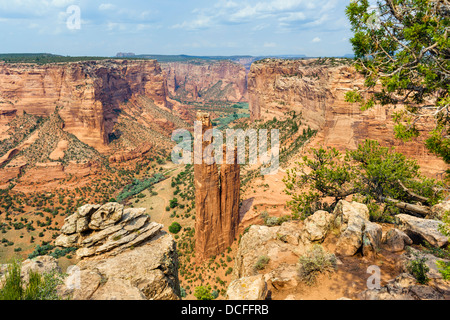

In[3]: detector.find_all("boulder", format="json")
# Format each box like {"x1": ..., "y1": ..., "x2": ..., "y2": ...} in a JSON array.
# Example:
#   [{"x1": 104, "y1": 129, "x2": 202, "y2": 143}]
[
  {"x1": 303, "y1": 210, "x2": 333, "y2": 242},
  {"x1": 59, "y1": 232, "x2": 181, "y2": 300},
  {"x1": 395, "y1": 214, "x2": 448, "y2": 248},
  {"x1": 60, "y1": 213, "x2": 79, "y2": 235},
  {"x1": 430, "y1": 201, "x2": 450, "y2": 220},
  {"x1": 54, "y1": 233, "x2": 79, "y2": 248},
  {"x1": 333, "y1": 200, "x2": 369, "y2": 232},
  {"x1": 335, "y1": 213, "x2": 366, "y2": 256},
  {"x1": 362, "y1": 221, "x2": 383, "y2": 258},
  {"x1": 226, "y1": 275, "x2": 268, "y2": 300},
  {"x1": 382, "y1": 228, "x2": 413, "y2": 252}
]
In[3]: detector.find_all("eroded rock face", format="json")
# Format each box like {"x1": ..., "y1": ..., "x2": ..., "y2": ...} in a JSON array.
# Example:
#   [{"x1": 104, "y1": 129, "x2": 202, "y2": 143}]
[
  {"x1": 162, "y1": 60, "x2": 248, "y2": 103},
  {"x1": 54, "y1": 203, "x2": 181, "y2": 300},
  {"x1": 0, "y1": 60, "x2": 169, "y2": 152},
  {"x1": 194, "y1": 112, "x2": 240, "y2": 262},
  {"x1": 59, "y1": 233, "x2": 181, "y2": 300},
  {"x1": 247, "y1": 59, "x2": 448, "y2": 177},
  {"x1": 359, "y1": 273, "x2": 446, "y2": 300}
]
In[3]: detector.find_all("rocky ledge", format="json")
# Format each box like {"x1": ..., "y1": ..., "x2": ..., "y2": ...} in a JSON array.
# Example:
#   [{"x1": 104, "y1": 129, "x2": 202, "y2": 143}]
[
  {"x1": 55, "y1": 202, "x2": 163, "y2": 259},
  {"x1": 52, "y1": 202, "x2": 181, "y2": 300}
]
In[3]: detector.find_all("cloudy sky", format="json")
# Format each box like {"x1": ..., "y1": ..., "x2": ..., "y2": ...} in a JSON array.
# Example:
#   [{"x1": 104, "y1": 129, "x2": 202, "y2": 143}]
[{"x1": 0, "y1": 0, "x2": 354, "y2": 57}]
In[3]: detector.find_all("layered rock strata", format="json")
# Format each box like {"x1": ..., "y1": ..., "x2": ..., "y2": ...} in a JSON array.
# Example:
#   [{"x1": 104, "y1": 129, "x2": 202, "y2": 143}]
[
  {"x1": 0, "y1": 59, "x2": 169, "y2": 152},
  {"x1": 162, "y1": 60, "x2": 248, "y2": 103},
  {"x1": 55, "y1": 202, "x2": 163, "y2": 258},
  {"x1": 194, "y1": 112, "x2": 240, "y2": 261},
  {"x1": 247, "y1": 58, "x2": 447, "y2": 176}
]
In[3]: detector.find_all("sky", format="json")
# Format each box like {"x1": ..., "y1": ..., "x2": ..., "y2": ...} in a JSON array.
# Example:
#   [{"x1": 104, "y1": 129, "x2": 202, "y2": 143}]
[{"x1": 0, "y1": 0, "x2": 355, "y2": 57}]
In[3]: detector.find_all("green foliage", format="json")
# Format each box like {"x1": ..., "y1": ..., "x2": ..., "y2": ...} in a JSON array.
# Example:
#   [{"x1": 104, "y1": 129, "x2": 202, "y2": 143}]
[
  {"x1": 0, "y1": 259, "x2": 64, "y2": 300},
  {"x1": 345, "y1": 0, "x2": 450, "y2": 164},
  {"x1": 169, "y1": 198, "x2": 179, "y2": 209},
  {"x1": 437, "y1": 260, "x2": 450, "y2": 280},
  {"x1": 254, "y1": 255, "x2": 270, "y2": 271},
  {"x1": 116, "y1": 173, "x2": 165, "y2": 203},
  {"x1": 298, "y1": 245, "x2": 337, "y2": 286},
  {"x1": 407, "y1": 251, "x2": 430, "y2": 285},
  {"x1": 169, "y1": 222, "x2": 182, "y2": 234},
  {"x1": 284, "y1": 140, "x2": 444, "y2": 219},
  {"x1": 194, "y1": 285, "x2": 215, "y2": 300}
]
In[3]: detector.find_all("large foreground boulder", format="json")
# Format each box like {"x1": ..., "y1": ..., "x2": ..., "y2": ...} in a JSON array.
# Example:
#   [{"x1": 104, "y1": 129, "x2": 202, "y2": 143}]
[
  {"x1": 333, "y1": 200, "x2": 380, "y2": 257},
  {"x1": 395, "y1": 214, "x2": 448, "y2": 248},
  {"x1": 58, "y1": 232, "x2": 181, "y2": 300},
  {"x1": 54, "y1": 203, "x2": 181, "y2": 300}
]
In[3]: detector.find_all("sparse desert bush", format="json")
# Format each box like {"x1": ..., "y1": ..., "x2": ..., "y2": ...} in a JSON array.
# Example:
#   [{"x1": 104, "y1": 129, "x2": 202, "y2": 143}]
[
  {"x1": 254, "y1": 255, "x2": 270, "y2": 271},
  {"x1": 169, "y1": 222, "x2": 182, "y2": 234},
  {"x1": 0, "y1": 259, "x2": 64, "y2": 300},
  {"x1": 407, "y1": 251, "x2": 430, "y2": 285},
  {"x1": 298, "y1": 245, "x2": 337, "y2": 286}
]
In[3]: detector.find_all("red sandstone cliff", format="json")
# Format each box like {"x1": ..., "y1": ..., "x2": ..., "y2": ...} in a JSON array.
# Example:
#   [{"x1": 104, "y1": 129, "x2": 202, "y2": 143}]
[
  {"x1": 0, "y1": 60, "x2": 169, "y2": 153},
  {"x1": 247, "y1": 58, "x2": 447, "y2": 177},
  {"x1": 162, "y1": 60, "x2": 248, "y2": 103}
]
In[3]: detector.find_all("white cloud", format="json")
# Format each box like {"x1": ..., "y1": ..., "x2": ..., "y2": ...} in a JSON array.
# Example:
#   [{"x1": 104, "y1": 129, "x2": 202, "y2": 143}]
[
  {"x1": 279, "y1": 11, "x2": 306, "y2": 22},
  {"x1": 172, "y1": 16, "x2": 213, "y2": 30},
  {"x1": 264, "y1": 42, "x2": 277, "y2": 47},
  {"x1": 99, "y1": 3, "x2": 116, "y2": 11},
  {"x1": 312, "y1": 37, "x2": 321, "y2": 42}
]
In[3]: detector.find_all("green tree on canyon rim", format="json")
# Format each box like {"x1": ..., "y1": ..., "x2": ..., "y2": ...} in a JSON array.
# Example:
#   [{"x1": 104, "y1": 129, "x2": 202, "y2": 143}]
[
  {"x1": 285, "y1": 0, "x2": 449, "y2": 228},
  {"x1": 345, "y1": 0, "x2": 449, "y2": 166},
  {"x1": 345, "y1": 0, "x2": 449, "y2": 233}
]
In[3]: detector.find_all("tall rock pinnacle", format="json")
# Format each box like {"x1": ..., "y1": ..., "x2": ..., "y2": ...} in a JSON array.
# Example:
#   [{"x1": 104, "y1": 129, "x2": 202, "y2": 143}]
[{"x1": 194, "y1": 112, "x2": 240, "y2": 262}]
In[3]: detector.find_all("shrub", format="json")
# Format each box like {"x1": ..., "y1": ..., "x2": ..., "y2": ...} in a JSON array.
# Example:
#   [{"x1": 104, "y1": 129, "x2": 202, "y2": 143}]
[
  {"x1": 0, "y1": 259, "x2": 64, "y2": 300},
  {"x1": 437, "y1": 261, "x2": 450, "y2": 280},
  {"x1": 407, "y1": 252, "x2": 430, "y2": 285},
  {"x1": 254, "y1": 256, "x2": 270, "y2": 271},
  {"x1": 194, "y1": 285, "x2": 215, "y2": 300},
  {"x1": 298, "y1": 245, "x2": 337, "y2": 286},
  {"x1": 169, "y1": 222, "x2": 182, "y2": 234}
]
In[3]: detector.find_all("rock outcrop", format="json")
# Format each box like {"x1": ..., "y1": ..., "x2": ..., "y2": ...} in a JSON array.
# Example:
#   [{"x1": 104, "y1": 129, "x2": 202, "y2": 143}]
[
  {"x1": 247, "y1": 58, "x2": 448, "y2": 177},
  {"x1": 59, "y1": 233, "x2": 181, "y2": 300},
  {"x1": 395, "y1": 214, "x2": 449, "y2": 248},
  {"x1": 55, "y1": 203, "x2": 164, "y2": 258},
  {"x1": 54, "y1": 203, "x2": 181, "y2": 300},
  {"x1": 194, "y1": 112, "x2": 240, "y2": 261}
]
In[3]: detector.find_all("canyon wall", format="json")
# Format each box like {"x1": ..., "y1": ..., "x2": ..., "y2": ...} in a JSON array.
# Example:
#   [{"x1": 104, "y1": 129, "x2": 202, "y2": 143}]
[
  {"x1": 248, "y1": 58, "x2": 447, "y2": 177},
  {"x1": 162, "y1": 60, "x2": 248, "y2": 103},
  {"x1": 0, "y1": 60, "x2": 169, "y2": 152},
  {"x1": 194, "y1": 112, "x2": 240, "y2": 262}
]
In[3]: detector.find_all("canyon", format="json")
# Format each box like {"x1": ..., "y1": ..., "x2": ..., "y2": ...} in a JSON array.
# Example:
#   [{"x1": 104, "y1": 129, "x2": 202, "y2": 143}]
[{"x1": 0, "y1": 56, "x2": 449, "y2": 301}]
